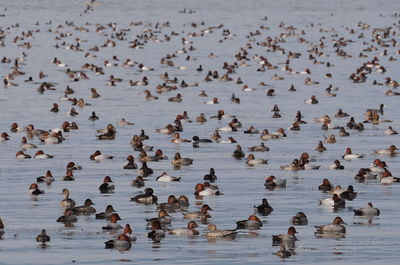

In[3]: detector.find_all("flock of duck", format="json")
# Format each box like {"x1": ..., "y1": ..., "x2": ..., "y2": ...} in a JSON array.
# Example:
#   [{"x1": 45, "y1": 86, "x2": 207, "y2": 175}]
[{"x1": 0, "y1": 1, "x2": 399, "y2": 261}]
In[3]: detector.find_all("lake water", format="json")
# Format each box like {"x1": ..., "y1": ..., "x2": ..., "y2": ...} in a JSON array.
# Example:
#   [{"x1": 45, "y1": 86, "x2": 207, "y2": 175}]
[{"x1": 0, "y1": 0, "x2": 400, "y2": 264}]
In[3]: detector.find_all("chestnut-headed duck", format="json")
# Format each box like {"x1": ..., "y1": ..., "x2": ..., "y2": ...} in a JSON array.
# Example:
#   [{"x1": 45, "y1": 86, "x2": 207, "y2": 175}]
[
  {"x1": 123, "y1": 224, "x2": 137, "y2": 242},
  {"x1": 90, "y1": 88, "x2": 100, "y2": 98},
  {"x1": 139, "y1": 151, "x2": 159, "y2": 162},
  {"x1": 265, "y1": 175, "x2": 286, "y2": 189},
  {"x1": 204, "y1": 168, "x2": 217, "y2": 182},
  {"x1": 57, "y1": 209, "x2": 78, "y2": 223},
  {"x1": 380, "y1": 171, "x2": 400, "y2": 184},
  {"x1": 218, "y1": 137, "x2": 237, "y2": 144},
  {"x1": 315, "y1": 115, "x2": 330, "y2": 123},
  {"x1": 37, "y1": 170, "x2": 55, "y2": 183},
  {"x1": 290, "y1": 122, "x2": 301, "y2": 131},
  {"x1": 178, "y1": 195, "x2": 190, "y2": 208},
  {"x1": 324, "y1": 134, "x2": 336, "y2": 144},
  {"x1": 329, "y1": 160, "x2": 344, "y2": 170},
  {"x1": 131, "y1": 176, "x2": 145, "y2": 188},
  {"x1": 374, "y1": 145, "x2": 398, "y2": 156},
  {"x1": 104, "y1": 234, "x2": 131, "y2": 250},
  {"x1": 156, "y1": 172, "x2": 181, "y2": 182},
  {"x1": 343, "y1": 147, "x2": 365, "y2": 160},
  {"x1": 244, "y1": 126, "x2": 259, "y2": 134},
  {"x1": 272, "y1": 227, "x2": 298, "y2": 248},
  {"x1": 146, "y1": 210, "x2": 172, "y2": 227},
  {"x1": 96, "y1": 124, "x2": 116, "y2": 140},
  {"x1": 330, "y1": 185, "x2": 346, "y2": 196},
  {"x1": 217, "y1": 122, "x2": 237, "y2": 132},
  {"x1": 42, "y1": 132, "x2": 62, "y2": 144},
  {"x1": 20, "y1": 137, "x2": 37, "y2": 149},
  {"x1": 384, "y1": 126, "x2": 398, "y2": 135},
  {"x1": 211, "y1": 130, "x2": 222, "y2": 142},
  {"x1": 170, "y1": 221, "x2": 199, "y2": 236},
  {"x1": 171, "y1": 152, "x2": 193, "y2": 166},
  {"x1": 124, "y1": 155, "x2": 137, "y2": 169},
  {"x1": 319, "y1": 194, "x2": 345, "y2": 209},
  {"x1": 183, "y1": 204, "x2": 212, "y2": 219},
  {"x1": 1, "y1": 132, "x2": 10, "y2": 141},
  {"x1": 36, "y1": 229, "x2": 50, "y2": 244},
  {"x1": 62, "y1": 170, "x2": 74, "y2": 181},
  {"x1": 246, "y1": 154, "x2": 268, "y2": 166},
  {"x1": 88, "y1": 111, "x2": 99, "y2": 121},
  {"x1": 138, "y1": 162, "x2": 153, "y2": 177},
  {"x1": 34, "y1": 150, "x2": 53, "y2": 159},
  {"x1": 171, "y1": 132, "x2": 190, "y2": 143},
  {"x1": 74, "y1": 199, "x2": 96, "y2": 214},
  {"x1": 60, "y1": 188, "x2": 76, "y2": 208},
  {"x1": 315, "y1": 216, "x2": 346, "y2": 233},
  {"x1": 340, "y1": 185, "x2": 357, "y2": 200},
  {"x1": 102, "y1": 213, "x2": 122, "y2": 230},
  {"x1": 157, "y1": 195, "x2": 180, "y2": 212},
  {"x1": 16, "y1": 150, "x2": 31, "y2": 159},
  {"x1": 291, "y1": 212, "x2": 308, "y2": 225},
  {"x1": 29, "y1": 183, "x2": 44, "y2": 195},
  {"x1": 281, "y1": 159, "x2": 303, "y2": 171},
  {"x1": 254, "y1": 198, "x2": 273, "y2": 215},
  {"x1": 156, "y1": 124, "x2": 174, "y2": 134},
  {"x1": 305, "y1": 95, "x2": 318, "y2": 104},
  {"x1": 99, "y1": 176, "x2": 115, "y2": 193},
  {"x1": 50, "y1": 103, "x2": 59, "y2": 113},
  {"x1": 90, "y1": 150, "x2": 114, "y2": 161},
  {"x1": 210, "y1": 109, "x2": 235, "y2": 120},
  {"x1": 318, "y1": 179, "x2": 333, "y2": 192},
  {"x1": 354, "y1": 168, "x2": 376, "y2": 182},
  {"x1": 206, "y1": 224, "x2": 237, "y2": 238},
  {"x1": 315, "y1": 141, "x2": 327, "y2": 152},
  {"x1": 354, "y1": 202, "x2": 380, "y2": 217},
  {"x1": 131, "y1": 188, "x2": 157, "y2": 204},
  {"x1": 194, "y1": 183, "x2": 221, "y2": 196},
  {"x1": 66, "y1": 161, "x2": 82, "y2": 170},
  {"x1": 236, "y1": 215, "x2": 262, "y2": 230},
  {"x1": 147, "y1": 220, "x2": 165, "y2": 241},
  {"x1": 231, "y1": 94, "x2": 240, "y2": 103},
  {"x1": 204, "y1": 97, "x2": 219, "y2": 104},
  {"x1": 10, "y1": 122, "x2": 25, "y2": 133},
  {"x1": 95, "y1": 205, "x2": 116, "y2": 220},
  {"x1": 68, "y1": 107, "x2": 79, "y2": 116}
]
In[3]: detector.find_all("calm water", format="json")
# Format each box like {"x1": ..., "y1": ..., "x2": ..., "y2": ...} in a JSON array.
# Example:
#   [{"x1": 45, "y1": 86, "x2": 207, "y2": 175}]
[{"x1": 0, "y1": 0, "x2": 400, "y2": 264}]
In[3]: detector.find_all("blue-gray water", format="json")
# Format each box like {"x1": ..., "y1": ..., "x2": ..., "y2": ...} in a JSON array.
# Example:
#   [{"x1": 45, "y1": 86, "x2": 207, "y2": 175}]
[{"x1": 0, "y1": 0, "x2": 399, "y2": 264}]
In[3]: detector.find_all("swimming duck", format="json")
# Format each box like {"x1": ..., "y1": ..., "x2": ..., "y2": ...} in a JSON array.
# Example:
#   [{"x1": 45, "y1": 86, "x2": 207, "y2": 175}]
[
  {"x1": 340, "y1": 185, "x2": 357, "y2": 200},
  {"x1": 275, "y1": 244, "x2": 291, "y2": 258},
  {"x1": 20, "y1": 137, "x2": 37, "y2": 149},
  {"x1": 104, "y1": 234, "x2": 131, "y2": 250},
  {"x1": 236, "y1": 215, "x2": 262, "y2": 230},
  {"x1": 168, "y1": 93, "x2": 182, "y2": 102},
  {"x1": 305, "y1": 95, "x2": 318, "y2": 104},
  {"x1": 74, "y1": 199, "x2": 96, "y2": 214},
  {"x1": 343, "y1": 147, "x2": 365, "y2": 160},
  {"x1": 324, "y1": 134, "x2": 336, "y2": 144},
  {"x1": 254, "y1": 198, "x2": 273, "y2": 215},
  {"x1": 157, "y1": 195, "x2": 180, "y2": 212},
  {"x1": 57, "y1": 209, "x2": 78, "y2": 223},
  {"x1": 123, "y1": 224, "x2": 137, "y2": 242},
  {"x1": 138, "y1": 162, "x2": 153, "y2": 177},
  {"x1": 171, "y1": 152, "x2": 193, "y2": 167},
  {"x1": 272, "y1": 227, "x2": 298, "y2": 248},
  {"x1": 384, "y1": 126, "x2": 398, "y2": 135},
  {"x1": 96, "y1": 124, "x2": 116, "y2": 140},
  {"x1": 170, "y1": 221, "x2": 199, "y2": 236},
  {"x1": 265, "y1": 175, "x2": 286, "y2": 189},
  {"x1": 246, "y1": 154, "x2": 267, "y2": 166},
  {"x1": 315, "y1": 216, "x2": 346, "y2": 233},
  {"x1": 196, "y1": 113, "x2": 207, "y2": 123},
  {"x1": 60, "y1": 188, "x2": 76, "y2": 208},
  {"x1": 338, "y1": 127, "x2": 350, "y2": 137},
  {"x1": 218, "y1": 137, "x2": 237, "y2": 144},
  {"x1": 318, "y1": 179, "x2": 333, "y2": 192},
  {"x1": 36, "y1": 229, "x2": 50, "y2": 244},
  {"x1": 34, "y1": 150, "x2": 53, "y2": 159},
  {"x1": 232, "y1": 145, "x2": 245, "y2": 159},
  {"x1": 37, "y1": 170, "x2": 55, "y2": 183},
  {"x1": 244, "y1": 126, "x2": 259, "y2": 134},
  {"x1": 171, "y1": 132, "x2": 191, "y2": 143},
  {"x1": 29, "y1": 183, "x2": 44, "y2": 195},
  {"x1": 99, "y1": 176, "x2": 115, "y2": 193},
  {"x1": 353, "y1": 202, "x2": 380, "y2": 217},
  {"x1": 203, "y1": 168, "x2": 217, "y2": 182},
  {"x1": 102, "y1": 213, "x2": 122, "y2": 230},
  {"x1": 131, "y1": 188, "x2": 157, "y2": 204},
  {"x1": 280, "y1": 159, "x2": 303, "y2": 171},
  {"x1": 335, "y1": 108, "x2": 349, "y2": 117},
  {"x1": 291, "y1": 212, "x2": 308, "y2": 225},
  {"x1": 194, "y1": 183, "x2": 221, "y2": 196},
  {"x1": 123, "y1": 155, "x2": 137, "y2": 169},
  {"x1": 95, "y1": 205, "x2": 116, "y2": 220},
  {"x1": 131, "y1": 176, "x2": 145, "y2": 188},
  {"x1": 156, "y1": 124, "x2": 174, "y2": 134},
  {"x1": 183, "y1": 204, "x2": 212, "y2": 220},
  {"x1": 217, "y1": 122, "x2": 237, "y2": 132},
  {"x1": 0, "y1": 132, "x2": 9, "y2": 141},
  {"x1": 374, "y1": 145, "x2": 398, "y2": 156},
  {"x1": 328, "y1": 160, "x2": 344, "y2": 170},
  {"x1": 88, "y1": 111, "x2": 99, "y2": 121},
  {"x1": 116, "y1": 118, "x2": 134, "y2": 126},
  {"x1": 315, "y1": 141, "x2": 327, "y2": 152},
  {"x1": 319, "y1": 194, "x2": 345, "y2": 209},
  {"x1": 206, "y1": 224, "x2": 237, "y2": 238},
  {"x1": 66, "y1": 161, "x2": 82, "y2": 171},
  {"x1": 146, "y1": 210, "x2": 172, "y2": 227},
  {"x1": 147, "y1": 220, "x2": 165, "y2": 241},
  {"x1": 90, "y1": 150, "x2": 114, "y2": 161},
  {"x1": 248, "y1": 142, "x2": 269, "y2": 152},
  {"x1": 380, "y1": 171, "x2": 400, "y2": 184},
  {"x1": 62, "y1": 170, "x2": 75, "y2": 181},
  {"x1": 156, "y1": 172, "x2": 181, "y2": 182}
]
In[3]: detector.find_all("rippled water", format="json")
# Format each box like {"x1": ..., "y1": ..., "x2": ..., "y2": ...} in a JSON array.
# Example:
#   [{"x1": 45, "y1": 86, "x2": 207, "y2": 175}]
[{"x1": 0, "y1": 0, "x2": 400, "y2": 264}]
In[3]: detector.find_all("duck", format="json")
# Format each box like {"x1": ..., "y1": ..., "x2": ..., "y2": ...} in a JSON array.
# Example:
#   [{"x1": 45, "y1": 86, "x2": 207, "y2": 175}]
[
  {"x1": 203, "y1": 168, "x2": 217, "y2": 182},
  {"x1": 36, "y1": 229, "x2": 50, "y2": 244},
  {"x1": 183, "y1": 204, "x2": 212, "y2": 220},
  {"x1": 246, "y1": 154, "x2": 267, "y2": 166},
  {"x1": 217, "y1": 122, "x2": 237, "y2": 132},
  {"x1": 169, "y1": 221, "x2": 199, "y2": 236},
  {"x1": 353, "y1": 202, "x2": 380, "y2": 217},
  {"x1": 291, "y1": 212, "x2": 308, "y2": 225},
  {"x1": 315, "y1": 141, "x2": 327, "y2": 152},
  {"x1": 156, "y1": 172, "x2": 181, "y2": 182},
  {"x1": 28, "y1": 183, "x2": 44, "y2": 195},
  {"x1": 324, "y1": 134, "x2": 336, "y2": 144},
  {"x1": 280, "y1": 159, "x2": 303, "y2": 171},
  {"x1": 99, "y1": 176, "x2": 115, "y2": 193},
  {"x1": 330, "y1": 185, "x2": 347, "y2": 196},
  {"x1": 319, "y1": 194, "x2": 345, "y2": 209},
  {"x1": 168, "y1": 93, "x2": 183, "y2": 102},
  {"x1": 74, "y1": 199, "x2": 96, "y2": 214},
  {"x1": 156, "y1": 124, "x2": 174, "y2": 134},
  {"x1": 131, "y1": 176, "x2": 145, "y2": 188},
  {"x1": 340, "y1": 185, "x2": 357, "y2": 200},
  {"x1": 37, "y1": 170, "x2": 55, "y2": 183},
  {"x1": 380, "y1": 171, "x2": 400, "y2": 184},
  {"x1": 374, "y1": 145, "x2": 398, "y2": 156},
  {"x1": 60, "y1": 188, "x2": 76, "y2": 208},
  {"x1": 104, "y1": 234, "x2": 131, "y2": 250},
  {"x1": 56, "y1": 209, "x2": 78, "y2": 223},
  {"x1": 218, "y1": 137, "x2": 237, "y2": 144},
  {"x1": 146, "y1": 210, "x2": 172, "y2": 227},
  {"x1": 34, "y1": 150, "x2": 53, "y2": 159},
  {"x1": 147, "y1": 220, "x2": 165, "y2": 241},
  {"x1": 116, "y1": 118, "x2": 134, "y2": 126},
  {"x1": 178, "y1": 195, "x2": 190, "y2": 209},
  {"x1": 343, "y1": 147, "x2": 365, "y2": 160},
  {"x1": 138, "y1": 162, "x2": 153, "y2": 177},
  {"x1": 0, "y1": 219, "x2": 4, "y2": 237},
  {"x1": 318, "y1": 179, "x2": 333, "y2": 192},
  {"x1": 232, "y1": 145, "x2": 245, "y2": 159},
  {"x1": 335, "y1": 108, "x2": 349, "y2": 117},
  {"x1": 170, "y1": 132, "x2": 191, "y2": 143},
  {"x1": 236, "y1": 215, "x2": 263, "y2": 230},
  {"x1": 102, "y1": 213, "x2": 122, "y2": 230},
  {"x1": 275, "y1": 244, "x2": 291, "y2": 258},
  {"x1": 328, "y1": 160, "x2": 344, "y2": 170},
  {"x1": 204, "y1": 97, "x2": 219, "y2": 104},
  {"x1": 131, "y1": 188, "x2": 157, "y2": 204},
  {"x1": 315, "y1": 216, "x2": 346, "y2": 233},
  {"x1": 272, "y1": 227, "x2": 298, "y2": 248},
  {"x1": 20, "y1": 137, "x2": 37, "y2": 149},
  {"x1": 248, "y1": 142, "x2": 269, "y2": 152},
  {"x1": 144, "y1": 90, "x2": 159, "y2": 100},
  {"x1": 254, "y1": 198, "x2": 273, "y2": 215},
  {"x1": 95, "y1": 205, "x2": 116, "y2": 220},
  {"x1": 338, "y1": 127, "x2": 350, "y2": 137},
  {"x1": 194, "y1": 183, "x2": 221, "y2": 196},
  {"x1": 61, "y1": 170, "x2": 75, "y2": 181},
  {"x1": 384, "y1": 126, "x2": 398, "y2": 135},
  {"x1": 88, "y1": 111, "x2": 99, "y2": 121},
  {"x1": 96, "y1": 124, "x2": 116, "y2": 140},
  {"x1": 171, "y1": 152, "x2": 193, "y2": 167},
  {"x1": 354, "y1": 168, "x2": 377, "y2": 182},
  {"x1": 66, "y1": 161, "x2": 82, "y2": 171},
  {"x1": 305, "y1": 95, "x2": 318, "y2": 104},
  {"x1": 244, "y1": 126, "x2": 259, "y2": 134},
  {"x1": 196, "y1": 113, "x2": 207, "y2": 123},
  {"x1": 265, "y1": 175, "x2": 286, "y2": 189},
  {"x1": 123, "y1": 224, "x2": 137, "y2": 242},
  {"x1": 123, "y1": 155, "x2": 137, "y2": 169},
  {"x1": 206, "y1": 224, "x2": 237, "y2": 238},
  {"x1": 157, "y1": 195, "x2": 180, "y2": 212},
  {"x1": 90, "y1": 150, "x2": 114, "y2": 161}
]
